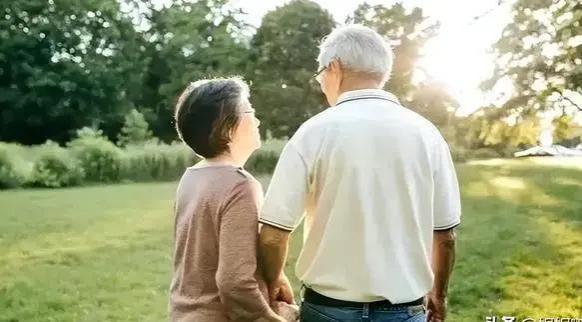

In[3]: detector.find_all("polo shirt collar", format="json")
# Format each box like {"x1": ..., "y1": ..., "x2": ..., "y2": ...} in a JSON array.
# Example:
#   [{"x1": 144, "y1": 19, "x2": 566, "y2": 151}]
[{"x1": 335, "y1": 89, "x2": 399, "y2": 106}]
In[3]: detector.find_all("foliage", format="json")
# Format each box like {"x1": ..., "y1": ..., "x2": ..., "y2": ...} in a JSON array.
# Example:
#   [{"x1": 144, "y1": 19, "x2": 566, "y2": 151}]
[
  {"x1": 68, "y1": 127, "x2": 123, "y2": 182},
  {"x1": 552, "y1": 114, "x2": 582, "y2": 146},
  {"x1": 350, "y1": 3, "x2": 459, "y2": 127},
  {"x1": 0, "y1": 144, "x2": 29, "y2": 188},
  {"x1": 482, "y1": 0, "x2": 582, "y2": 115},
  {"x1": 351, "y1": 3, "x2": 436, "y2": 98},
  {"x1": 117, "y1": 109, "x2": 153, "y2": 146},
  {"x1": 128, "y1": 0, "x2": 252, "y2": 141},
  {"x1": 29, "y1": 141, "x2": 84, "y2": 187},
  {"x1": 446, "y1": 108, "x2": 540, "y2": 154},
  {"x1": 0, "y1": 0, "x2": 143, "y2": 144},
  {"x1": 0, "y1": 0, "x2": 250, "y2": 143},
  {"x1": 0, "y1": 128, "x2": 313, "y2": 188},
  {"x1": 248, "y1": 0, "x2": 335, "y2": 138},
  {"x1": 121, "y1": 140, "x2": 195, "y2": 182}
]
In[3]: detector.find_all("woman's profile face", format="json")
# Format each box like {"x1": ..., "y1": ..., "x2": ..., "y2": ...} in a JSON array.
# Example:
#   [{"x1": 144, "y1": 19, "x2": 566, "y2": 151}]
[{"x1": 230, "y1": 97, "x2": 261, "y2": 154}]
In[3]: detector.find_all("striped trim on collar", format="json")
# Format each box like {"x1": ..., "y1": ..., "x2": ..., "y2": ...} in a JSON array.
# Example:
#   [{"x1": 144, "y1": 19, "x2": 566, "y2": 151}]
[
  {"x1": 335, "y1": 95, "x2": 399, "y2": 107},
  {"x1": 334, "y1": 90, "x2": 400, "y2": 107}
]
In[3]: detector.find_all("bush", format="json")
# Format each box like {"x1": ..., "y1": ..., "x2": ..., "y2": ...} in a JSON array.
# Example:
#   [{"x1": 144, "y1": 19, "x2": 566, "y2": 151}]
[
  {"x1": 449, "y1": 145, "x2": 469, "y2": 163},
  {"x1": 0, "y1": 137, "x2": 289, "y2": 188},
  {"x1": 0, "y1": 145, "x2": 29, "y2": 189},
  {"x1": 449, "y1": 145, "x2": 508, "y2": 162},
  {"x1": 121, "y1": 141, "x2": 196, "y2": 182},
  {"x1": 470, "y1": 148, "x2": 503, "y2": 160},
  {"x1": 29, "y1": 143, "x2": 84, "y2": 188},
  {"x1": 259, "y1": 139, "x2": 287, "y2": 155},
  {"x1": 68, "y1": 128, "x2": 123, "y2": 182},
  {"x1": 246, "y1": 150, "x2": 280, "y2": 174},
  {"x1": 243, "y1": 139, "x2": 285, "y2": 174}
]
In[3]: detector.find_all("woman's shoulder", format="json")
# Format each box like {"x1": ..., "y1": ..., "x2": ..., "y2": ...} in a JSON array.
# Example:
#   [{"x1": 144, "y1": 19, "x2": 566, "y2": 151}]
[
  {"x1": 230, "y1": 168, "x2": 263, "y2": 196},
  {"x1": 180, "y1": 165, "x2": 263, "y2": 198},
  {"x1": 217, "y1": 169, "x2": 264, "y2": 214}
]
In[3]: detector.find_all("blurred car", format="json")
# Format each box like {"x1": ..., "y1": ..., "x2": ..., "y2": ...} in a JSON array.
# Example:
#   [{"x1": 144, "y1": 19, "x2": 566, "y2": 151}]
[{"x1": 514, "y1": 145, "x2": 582, "y2": 157}]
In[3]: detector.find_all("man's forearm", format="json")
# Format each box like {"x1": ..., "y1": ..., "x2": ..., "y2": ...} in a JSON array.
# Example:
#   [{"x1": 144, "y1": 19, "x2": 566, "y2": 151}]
[
  {"x1": 259, "y1": 225, "x2": 290, "y2": 283},
  {"x1": 431, "y1": 229, "x2": 456, "y2": 297}
]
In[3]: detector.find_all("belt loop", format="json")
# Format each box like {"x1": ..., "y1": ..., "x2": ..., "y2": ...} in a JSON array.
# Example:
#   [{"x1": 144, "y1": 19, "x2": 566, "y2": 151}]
[
  {"x1": 362, "y1": 303, "x2": 370, "y2": 320},
  {"x1": 300, "y1": 284, "x2": 306, "y2": 301}
]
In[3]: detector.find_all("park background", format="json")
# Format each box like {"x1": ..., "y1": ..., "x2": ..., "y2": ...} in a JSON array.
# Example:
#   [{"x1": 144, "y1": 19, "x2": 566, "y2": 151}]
[{"x1": 0, "y1": 0, "x2": 581, "y2": 321}]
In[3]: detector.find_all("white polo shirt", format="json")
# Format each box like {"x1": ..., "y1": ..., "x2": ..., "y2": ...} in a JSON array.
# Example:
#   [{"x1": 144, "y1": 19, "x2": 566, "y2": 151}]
[{"x1": 259, "y1": 89, "x2": 461, "y2": 303}]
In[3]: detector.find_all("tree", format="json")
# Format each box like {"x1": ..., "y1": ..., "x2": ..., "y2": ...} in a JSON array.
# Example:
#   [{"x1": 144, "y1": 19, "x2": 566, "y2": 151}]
[
  {"x1": 0, "y1": 0, "x2": 144, "y2": 144},
  {"x1": 452, "y1": 107, "x2": 540, "y2": 152},
  {"x1": 249, "y1": 0, "x2": 335, "y2": 138},
  {"x1": 350, "y1": 3, "x2": 440, "y2": 100},
  {"x1": 350, "y1": 3, "x2": 458, "y2": 127},
  {"x1": 552, "y1": 114, "x2": 582, "y2": 146},
  {"x1": 129, "y1": 0, "x2": 251, "y2": 141},
  {"x1": 482, "y1": 0, "x2": 582, "y2": 116},
  {"x1": 117, "y1": 109, "x2": 152, "y2": 146},
  {"x1": 407, "y1": 81, "x2": 458, "y2": 127}
]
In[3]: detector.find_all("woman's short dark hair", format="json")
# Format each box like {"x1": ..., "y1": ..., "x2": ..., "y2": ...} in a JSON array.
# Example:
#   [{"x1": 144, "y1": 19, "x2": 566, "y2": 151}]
[{"x1": 174, "y1": 77, "x2": 249, "y2": 158}]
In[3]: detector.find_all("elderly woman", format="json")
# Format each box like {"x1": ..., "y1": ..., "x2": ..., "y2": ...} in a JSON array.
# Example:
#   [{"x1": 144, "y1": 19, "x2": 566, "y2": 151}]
[{"x1": 169, "y1": 77, "x2": 296, "y2": 322}]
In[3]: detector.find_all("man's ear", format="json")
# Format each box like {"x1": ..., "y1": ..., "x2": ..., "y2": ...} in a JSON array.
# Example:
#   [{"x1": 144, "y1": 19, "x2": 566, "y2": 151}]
[
  {"x1": 328, "y1": 59, "x2": 342, "y2": 73},
  {"x1": 331, "y1": 59, "x2": 344, "y2": 87}
]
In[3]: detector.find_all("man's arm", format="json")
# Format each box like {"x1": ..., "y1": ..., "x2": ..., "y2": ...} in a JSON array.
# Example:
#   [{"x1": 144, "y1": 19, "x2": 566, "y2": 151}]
[
  {"x1": 432, "y1": 228, "x2": 456, "y2": 297},
  {"x1": 259, "y1": 224, "x2": 290, "y2": 283},
  {"x1": 258, "y1": 141, "x2": 310, "y2": 305},
  {"x1": 258, "y1": 224, "x2": 295, "y2": 304},
  {"x1": 427, "y1": 133, "x2": 461, "y2": 322},
  {"x1": 426, "y1": 228, "x2": 457, "y2": 322}
]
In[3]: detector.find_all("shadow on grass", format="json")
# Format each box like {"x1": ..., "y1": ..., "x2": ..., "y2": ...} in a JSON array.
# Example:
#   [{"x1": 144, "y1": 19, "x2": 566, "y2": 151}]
[{"x1": 447, "y1": 163, "x2": 582, "y2": 321}]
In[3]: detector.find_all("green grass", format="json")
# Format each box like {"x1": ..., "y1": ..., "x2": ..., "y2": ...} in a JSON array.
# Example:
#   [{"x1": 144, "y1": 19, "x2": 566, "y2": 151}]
[{"x1": 1, "y1": 158, "x2": 581, "y2": 321}]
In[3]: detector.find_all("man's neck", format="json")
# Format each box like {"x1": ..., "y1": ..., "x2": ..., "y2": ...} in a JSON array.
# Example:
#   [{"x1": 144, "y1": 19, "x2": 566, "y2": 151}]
[{"x1": 338, "y1": 80, "x2": 383, "y2": 97}]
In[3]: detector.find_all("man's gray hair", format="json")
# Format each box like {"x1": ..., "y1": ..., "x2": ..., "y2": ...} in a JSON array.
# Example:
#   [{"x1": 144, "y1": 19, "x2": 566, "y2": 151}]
[{"x1": 317, "y1": 24, "x2": 393, "y2": 82}]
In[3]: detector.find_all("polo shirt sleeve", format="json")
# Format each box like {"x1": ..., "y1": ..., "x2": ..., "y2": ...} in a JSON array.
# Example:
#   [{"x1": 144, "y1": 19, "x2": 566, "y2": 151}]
[
  {"x1": 432, "y1": 136, "x2": 462, "y2": 230},
  {"x1": 259, "y1": 141, "x2": 308, "y2": 231}
]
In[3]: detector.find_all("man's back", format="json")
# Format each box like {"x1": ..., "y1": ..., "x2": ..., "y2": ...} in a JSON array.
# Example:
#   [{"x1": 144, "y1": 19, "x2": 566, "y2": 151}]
[{"x1": 259, "y1": 89, "x2": 461, "y2": 303}]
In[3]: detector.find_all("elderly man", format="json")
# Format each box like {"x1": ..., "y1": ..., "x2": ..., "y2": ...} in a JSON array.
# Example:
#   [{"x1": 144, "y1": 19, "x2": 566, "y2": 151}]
[{"x1": 258, "y1": 24, "x2": 461, "y2": 322}]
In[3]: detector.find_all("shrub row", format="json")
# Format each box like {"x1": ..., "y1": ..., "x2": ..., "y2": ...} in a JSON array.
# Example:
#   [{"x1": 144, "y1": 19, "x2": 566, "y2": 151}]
[
  {"x1": 1, "y1": 137, "x2": 503, "y2": 189},
  {"x1": 0, "y1": 138, "x2": 198, "y2": 189},
  {"x1": 0, "y1": 139, "x2": 288, "y2": 189}
]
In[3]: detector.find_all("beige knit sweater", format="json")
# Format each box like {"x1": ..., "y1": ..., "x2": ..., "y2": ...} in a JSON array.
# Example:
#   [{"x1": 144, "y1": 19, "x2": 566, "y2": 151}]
[{"x1": 169, "y1": 165, "x2": 280, "y2": 322}]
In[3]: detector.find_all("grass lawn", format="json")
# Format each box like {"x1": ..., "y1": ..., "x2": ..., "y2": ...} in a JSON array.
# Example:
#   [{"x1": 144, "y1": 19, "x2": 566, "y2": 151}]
[{"x1": 0, "y1": 158, "x2": 581, "y2": 321}]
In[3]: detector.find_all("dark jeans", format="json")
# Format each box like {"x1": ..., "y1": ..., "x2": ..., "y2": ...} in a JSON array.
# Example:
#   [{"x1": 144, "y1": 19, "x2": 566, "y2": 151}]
[{"x1": 300, "y1": 301, "x2": 426, "y2": 322}]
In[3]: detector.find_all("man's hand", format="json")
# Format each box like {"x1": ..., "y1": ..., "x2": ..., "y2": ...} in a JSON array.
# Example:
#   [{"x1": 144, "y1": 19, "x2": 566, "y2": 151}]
[
  {"x1": 268, "y1": 274, "x2": 296, "y2": 304},
  {"x1": 425, "y1": 292, "x2": 447, "y2": 322}
]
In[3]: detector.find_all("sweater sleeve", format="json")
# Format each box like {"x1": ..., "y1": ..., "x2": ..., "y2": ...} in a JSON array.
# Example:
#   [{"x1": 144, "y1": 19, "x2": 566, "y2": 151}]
[{"x1": 215, "y1": 178, "x2": 280, "y2": 321}]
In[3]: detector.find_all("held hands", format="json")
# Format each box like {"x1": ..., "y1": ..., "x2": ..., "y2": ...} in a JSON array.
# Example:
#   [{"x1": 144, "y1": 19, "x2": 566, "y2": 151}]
[
  {"x1": 271, "y1": 301, "x2": 299, "y2": 322},
  {"x1": 268, "y1": 274, "x2": 298, "y2": 321}
]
